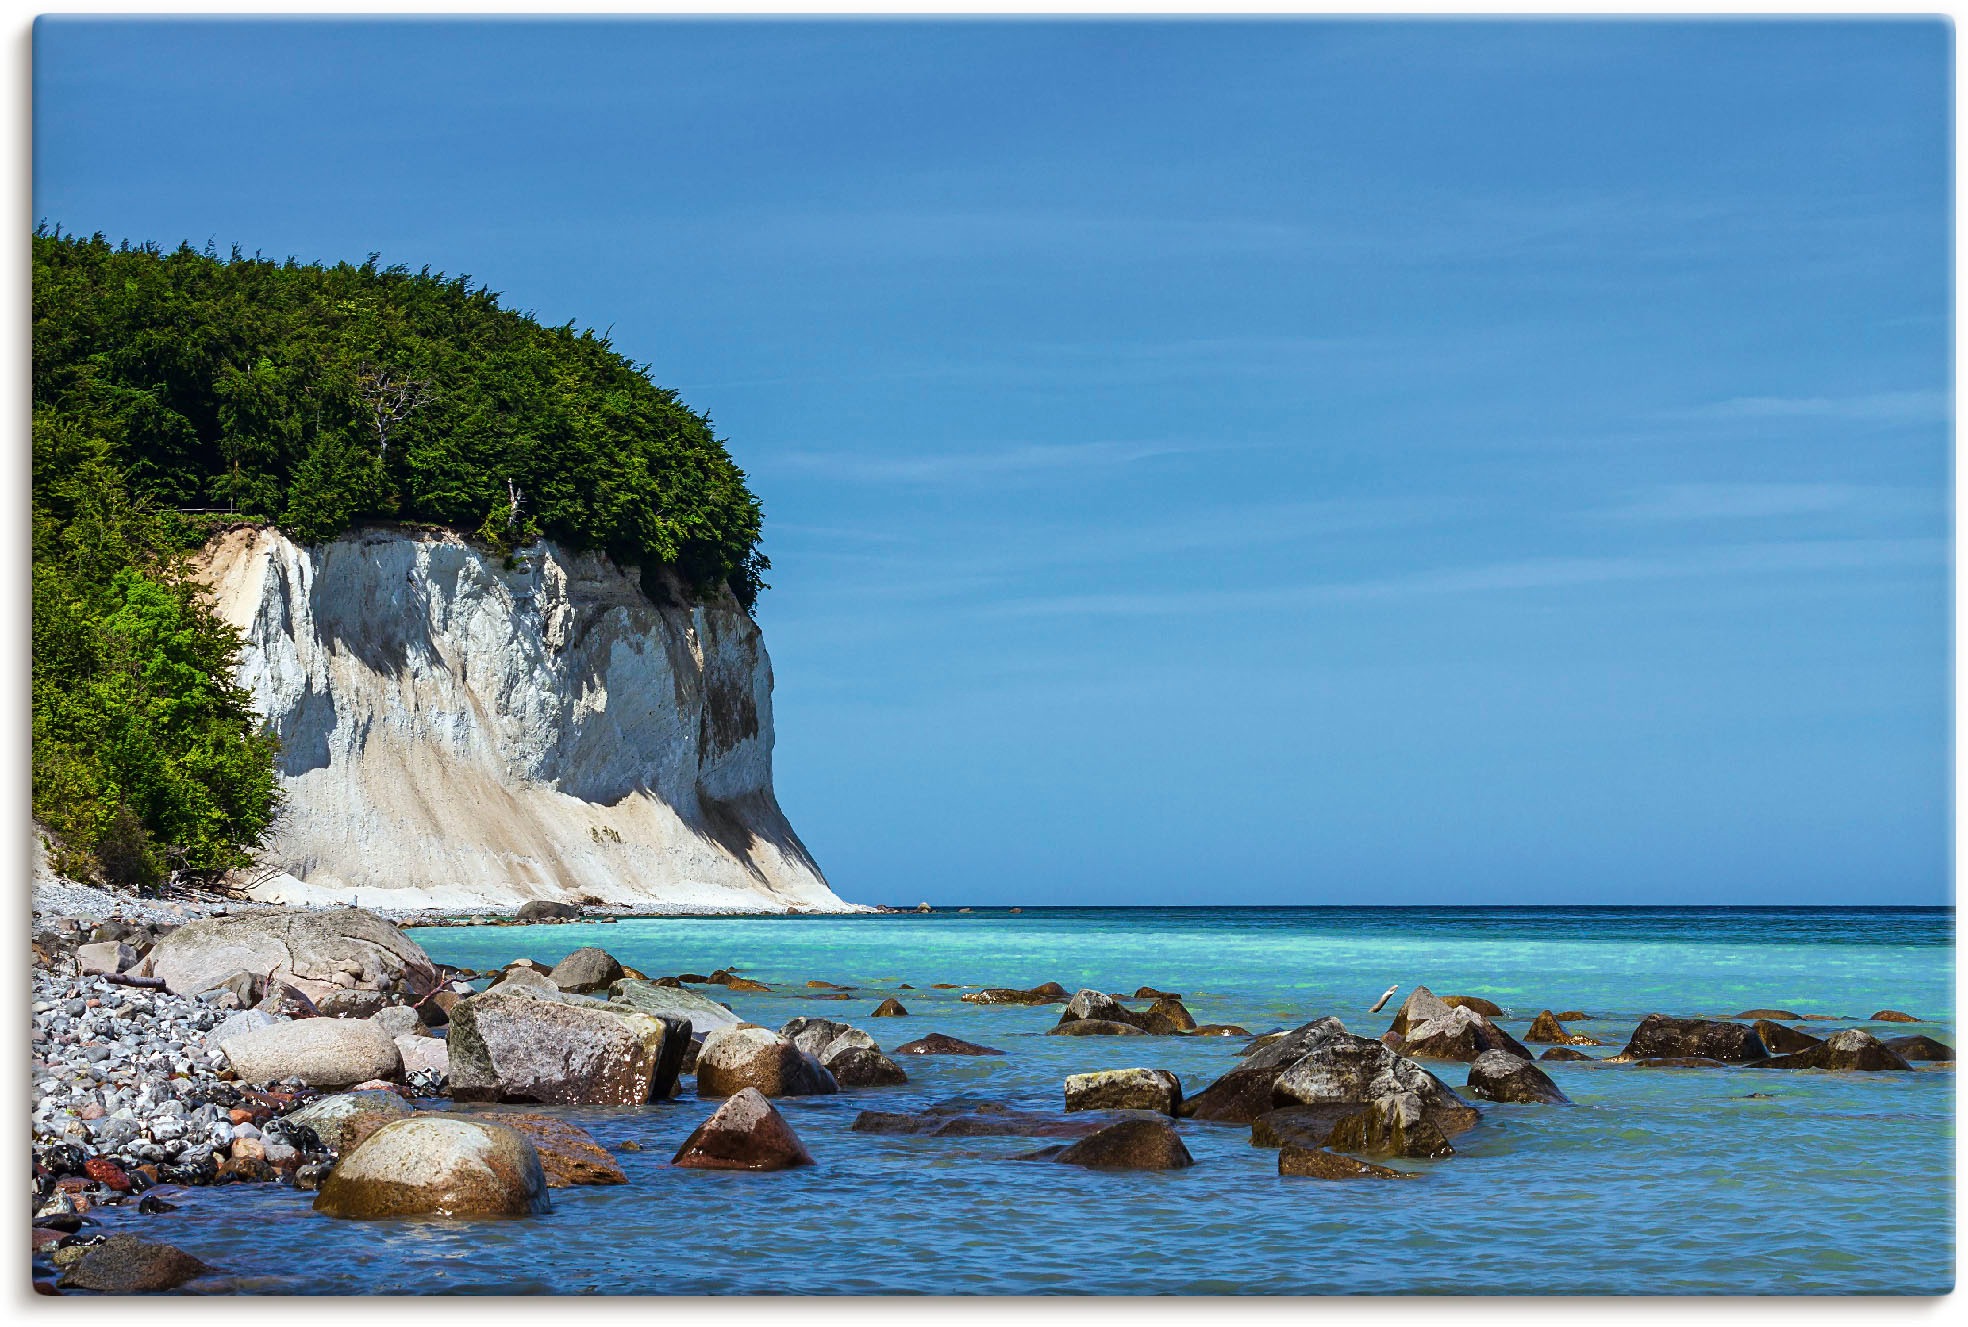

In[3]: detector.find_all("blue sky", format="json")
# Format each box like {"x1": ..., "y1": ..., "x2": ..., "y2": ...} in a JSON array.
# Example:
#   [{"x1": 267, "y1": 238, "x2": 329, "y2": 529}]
[{"x1": 35, "y1": 19, "x2": 1952, "y2": 905}]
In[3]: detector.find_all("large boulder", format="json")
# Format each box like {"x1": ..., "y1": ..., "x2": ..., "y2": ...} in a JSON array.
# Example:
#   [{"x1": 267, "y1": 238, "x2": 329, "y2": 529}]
[
  {"x1": 1046, "y1": 1019, "x2": 1147, "y2": 1037},
  {"x1": 1324, "y1": 1091, "x2": 1455, "y2": 1159},
  {"x1": 1465, "y1": 1051, "x2": 1570, "y2": 1105},
  {"x1": 313, "y1": 1116, "x2": 550, "y2": 1219},
  {"x1": 549, "y1": 947, "x2": 623, "y2": 994},
  {"x1": 607, "y1": 978, "x2": 740, "y2": 1034},
  {"x1": 1063, "y1": 1068, "x2": 1182, "y2": 1116},
  {"x1": 136, "y1": 907, "x2": 437, "y2": 1004},
  {"x1": 221, "y1": 1018, "x2": 402, "y2": 1089},
  {"x1": 1754, "y1": 1020, "x2": 1823, "y2": 1055},
  {"x1": 1387, "y1": 987, "x2": 1455, "y2": 1037},
  {"x1": 1755, "y1": 1028, "x2": 1914, "y2": 1072},
  {"x1": 447, "y1": 990, "x2": 688, "y2": 1105},
  {"x1": 1136, "y1": 997, "x2": 1198, "y2": 1035},
  {"x1": 282, "y1": 1090, "x2": 415, "y2": 1151},
  {"x1": 695, "y1": 1025, "x2": 839, "y2": 1098},
  {"x1": 488, "y1": 1113, "x2": 626, "y2": 1186},
  {"x1": 517, "y1": 900, "x2": 581, "y2": 920},
  {"x1": 1870, "y1": 1009, "x2": 1920, "y2": 1023},
  {"x1": 1442, "y1": 995, "x2": 1503, "y2": 1016},
  {"x1": 893, "y1": 1033, "x2": 1004, "y2": 1055},
  {"x1": 55, "y1": 1235, "x2": 211, "y2": 1292},
  {"x1": 871, "y1": 998, "x2": 908, "y2": 1017},
  {"x1": 781, "y1": 1016, "x2": 853, "y2": 1058},
  {"x1": 1399, "y1": 1005, "x2": 1532, "y2": 1063},
  {"x1": 781, "y1": 1019, "x2": 908, "y2": 1087},
  {"x1": 77, "y1": 940, "x2": 139, "y2": 975},
  {"x1": 1615, "y1": 1014, "x2": 1769, "y2": 1064},
  {"x1": 1051, "y1": 1118, "x2": 1195, "y2": 1171},
  {"x1": 1184, "y1": 1017, "x2": 1350, "y2": 1123},
  {"x1": 1272, "y1": 1024, "x2": 1474, "y2": 1120},
  {"x1": 672, "y1": 1087, "x2": 814, "y2": 1171},
  {"x1": 962, "y1": 982, "x2": 1069, "y2": 1005},
  {"x1": 1249, "y1": 1104, "x2": 1358, "y2": 1150}
]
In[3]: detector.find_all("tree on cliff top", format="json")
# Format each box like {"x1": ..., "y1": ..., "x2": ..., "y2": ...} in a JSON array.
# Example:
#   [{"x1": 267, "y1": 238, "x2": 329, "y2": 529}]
[
  {"x1": 32, "y1": 226, "x2": 772, "y2": 886},
  {"x1": 32, "y1": 227, "x2": 770, "y2": 605}
]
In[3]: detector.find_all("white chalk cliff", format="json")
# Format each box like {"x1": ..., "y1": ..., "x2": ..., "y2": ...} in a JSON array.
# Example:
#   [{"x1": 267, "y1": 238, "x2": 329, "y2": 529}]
[{"x1": 195, "y1": 526, "x2": 857, "y2": 913}]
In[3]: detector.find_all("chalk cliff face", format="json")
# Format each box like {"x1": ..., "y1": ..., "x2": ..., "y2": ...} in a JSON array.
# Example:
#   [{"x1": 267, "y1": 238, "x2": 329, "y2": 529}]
[{"x1": 196, "y1": 526, "x2": 855, "y2": 913}]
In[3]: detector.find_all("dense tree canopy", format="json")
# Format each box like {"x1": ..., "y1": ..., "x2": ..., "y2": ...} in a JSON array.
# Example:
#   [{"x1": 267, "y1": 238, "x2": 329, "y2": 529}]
[{"x1": 32, "y1": 228, "x2": 771, "y2": 885}]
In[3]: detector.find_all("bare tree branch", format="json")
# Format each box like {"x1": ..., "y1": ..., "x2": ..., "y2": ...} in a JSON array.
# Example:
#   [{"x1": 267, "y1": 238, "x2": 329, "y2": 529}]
[{"x1": 354, "y1": 363, "x2": 436, "y2": 455}]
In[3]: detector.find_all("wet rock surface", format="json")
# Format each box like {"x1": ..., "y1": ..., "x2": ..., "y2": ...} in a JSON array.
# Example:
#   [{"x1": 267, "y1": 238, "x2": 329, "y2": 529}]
[
  {"x1": 1754, "y1": 1020, "x2": 1823, "y2": 1055},
  {"x1": 961, "y1": 982, "x2": 1070, "y2": 1005},
  {"x1": 56, "y1": 1234, "x2": 212, "y2": 1292},
  {"x1": 1527, "y1": 1010, "x2": 1602, "y2": 1046},
  {"x1": 893, "y1": 1033, "x2": 1005, "y2": 1055},
  {"x1": 1883, "y1": 1034, "x2": 1954, "y2": 1061},
  {"x1": 851, "y1": 1097, "x2": 1113, "y2": 1140},
  {"x1": 313, "y1": 1115, "x2": 551, "y2": 1219},
  {"x1": 1063, "y1": 1067, "x2": 1183, "y2": 1115},
  {"x1": 695, "y1": 1025, "x2": 839, "y2": 1097},
  {"x1": 672, "y1": 1087, "x2": 814, "y2": 1171},
  {"x1": 1398, "y1": 1005, "x2": 1533, "y2": 1063},
  {"x1": 487, "y1": 1112, "x2": 627, "y2": 1186},
  {"x1": 1050, "y1": 1118, "x2": 1195, "y2": 1171},
  {"x1": 1465, "y1": 1051, "x2": 1571, "y2": 1105},
  {"x1": 1616, "y1": 1014, "x2": 1770, "y2": 1064},
  {"x1": 1754, "y1": 1028, "x2": 1914, "y2": 1072},
  {"x1": 1278, "y1": 1145, "x2": 1415, "y2": 1180}
]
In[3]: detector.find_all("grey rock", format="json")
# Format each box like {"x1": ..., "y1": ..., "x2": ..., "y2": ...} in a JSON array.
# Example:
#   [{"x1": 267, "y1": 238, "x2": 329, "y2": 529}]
[
  {"x1": 1465, "y1": 1050, "x2": 1571, "y2": 1104},
  {"x1": 1064, "y1": 1067, "x2": 1182, "y2": 1116},
  {"x1": 447, "y1": 990, "x2": 687, "y2": 1105},
  {"x1": 137, "y1": 907, "x2": 437, "y2": 1004},
  {"x1": 222, "y1": 1017, "x2": 401, "y2": 1089}
]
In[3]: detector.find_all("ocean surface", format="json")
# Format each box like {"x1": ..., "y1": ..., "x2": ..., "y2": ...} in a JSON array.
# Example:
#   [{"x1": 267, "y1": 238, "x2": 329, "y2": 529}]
[{"x1": 122, "y1": 906, "x2": 1955, "y2": 1295}]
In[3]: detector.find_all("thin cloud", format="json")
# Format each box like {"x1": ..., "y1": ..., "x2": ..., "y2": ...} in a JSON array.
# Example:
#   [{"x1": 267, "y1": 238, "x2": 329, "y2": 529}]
[
  {"x1": 1679, "y1": 390, "x2": 1949, "y2": 425},
  {"x1": 1602, "y1": 483, "x2": 1931, "y2": 523},
  {"x1": 765, "y1": 439, "x2": 1197, "y2": 485},
  {"x1": 983, "y1": 537, "x2": 1947, "y2": 620}
]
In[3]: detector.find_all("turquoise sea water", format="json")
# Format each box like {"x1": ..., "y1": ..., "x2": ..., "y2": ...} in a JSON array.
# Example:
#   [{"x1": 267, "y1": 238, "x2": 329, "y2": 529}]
[{"x1": 121, "y1": 907, "x2": 1954, "y2": 1295}]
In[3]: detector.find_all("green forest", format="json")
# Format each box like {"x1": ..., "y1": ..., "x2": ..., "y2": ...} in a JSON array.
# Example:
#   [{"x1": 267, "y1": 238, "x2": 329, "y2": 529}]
[{"x1": 32, "y1": 228, "x2": 772, "y2": 887}]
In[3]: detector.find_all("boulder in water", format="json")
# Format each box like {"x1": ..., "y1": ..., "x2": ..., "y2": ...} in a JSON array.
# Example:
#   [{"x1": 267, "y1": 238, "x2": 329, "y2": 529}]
[
  {"x1": 549, "y1": 947, "x2": 623, "y2": 994},
  {"x1": 671, "y1": 1087, "x2": 813, "y2": 1171},
  {"x1": 1465, "y1": 1051, "x2": 1570, "y2": 1105},
  {"x1": 1442, "y1": 995, "x2": 1503, "y2": 1016},
  {"x1": 1063, "y1": 1068, "x2": 1183, "y2": 1115},
  {"x1": 852, "y1": 1098, "x2": 1107, "y2": 1140},
  {"x1": 313, "y1": 1116, "x2": 550, "y2": 1219},
  {"x1": 1399, "y1": 1005, "x2": 1533, "y2": 1063},
  {"x1": 1538, "y1": 1046, "x2": 1595, "y2": 1063},
  {"x1": 1057, "y1": 988, "x2": 1142, "y2": 1028},
  {"x1": 608, "y1": 977, "x2": 739, "y2": 1034},
  {"x1": 1136, "y1": 997, "x2": 1199, "y2": 1035},
  {"x1": 1047, "y1": 1019, "x2": 1147, "y2": 1037},
  {"x1": 1051, "y1": 1118, "x2": 1195, "y2": 1171},
  {"x1": 1387, "y1": 987, "x2": 1455, "y2": 1037},
  {"x1": 893, "y1": 1033, "x2": 1004, "y2": 1055},
  {"x1": 1870, "y1": 1010, "x2": 1920, "y2": 1023},
  {"x1": 1248, "y1": 1104, "x2": 1357, "y2": 1150},
  {"x1": 1526, "y1": 1010, "x2": 1601, "y2": 1046},
  {"x1": 1883, "y1": 1034, "x2": 1953, "y2": 1062},
  {"x1": 871, "y1": 998, "x2": 908, "y2": 1017},
  {"x1": 1324, "y1": 1091, "x2": 1455, "y2": 1159},
  {"x1": 1754, "y1": 1020, "x2": 1823, "y2": 1055},
  {"x1": 447, "y1": 990, "x2": 688, "y2": 1105},
  {"x1": 1736, "y1": 1008, "x2": 1804, "y2": 1020},
  {"x1": 56, "y1": 1235, "x2": 211, "y2": 1292},
  {"x1": 282, "y1": 1090, "x2": 415, "y2": 1151},
  {"x1": 516, "y1": 900, "x2": 581, "y2": 920},
  {"x1": 695, "y1": 1025, "x2": 839, "y2": 1097},
  {"x1": 1755, "y1": 1028, "x2": 1913, "y2": 1072},
  {"x1": 1614, "y1": 1014, "x2": 1769, "y2": 1064},
  {"x1": 489, "y1": 1113, "x2": 627, "y2": 1186}
]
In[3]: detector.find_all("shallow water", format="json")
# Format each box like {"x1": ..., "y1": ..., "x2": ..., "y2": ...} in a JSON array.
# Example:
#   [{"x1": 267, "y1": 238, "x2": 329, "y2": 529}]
[{"x1": 101, "y1": 907, "x2": 1955, "y2": 1295}]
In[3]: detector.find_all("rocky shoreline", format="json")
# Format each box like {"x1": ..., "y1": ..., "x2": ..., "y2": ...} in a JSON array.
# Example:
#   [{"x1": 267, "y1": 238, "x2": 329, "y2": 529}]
[{"x1": 29, "y1": 885, "x2": 1955, "y2": 1295}]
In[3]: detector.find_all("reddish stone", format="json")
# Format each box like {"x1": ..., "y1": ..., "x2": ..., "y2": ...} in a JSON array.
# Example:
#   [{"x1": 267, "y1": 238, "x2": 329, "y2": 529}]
[{"x1": 83, "y1": 1158, "x2": 131, "y2": 1192}]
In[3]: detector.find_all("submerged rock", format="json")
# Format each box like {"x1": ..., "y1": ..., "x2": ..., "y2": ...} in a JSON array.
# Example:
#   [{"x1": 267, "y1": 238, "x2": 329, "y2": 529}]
[
  {"x1": 1538, "y1": 1047, "x2": 1596, "y2": 1063},
  {"x1": 447, "y1": 990, "x2": 688, "y2": 1105},
  {"x1": 1465, "y1": 1051, "x2": 1570, "y2": 1105},
  {"x1": 1136, "y1": 997, "x2": 1199, "y2": 1035},
  {"x1": 1047, "y1": 1019, "x2": 1147, "y2": 1037},
  {"x1": 313, "y1": 1116, "x2": 550, "y2": 1219},
  {"x1": 695, "y1": 1025, "x2": 838, "y2": 1098},
  {"x1": 1754, "y1": 1028, "x2": 1914, "y2": 1072},
  {"x1": 1736, "y1": 1008, "x2": 1804, "y2": 1020},
  {"x1": 962, "y1": 982, "x2": 1069, "y2": 1005},
  {"x1": 488, "y1": 1113, "x2": 626, "y2": 1186},
  {"x1": 1051, "y1": 1118, "x2": 1195, "y2": 1171},
  {"x1": 851, "y1": 1098, "x2": 1107, "y2": 1140},
  {"x1": 1278, "y1": 1145, "x2": 1415, "y2": 1180},
  {"x1": 56, "y1": 1235, "x2": 211, "y2": 1292},
  {"x1": 671, "y1": 1087, "x2": 813, "y2": 1171},
  {"x1": 1870, "y1": 1010, "x2": 1920, "y2": 1023},
  {"x1": 826, "y1": 1044, "x2": 910, "y2": 1087},
  {"x1": 1614, "y1": 1014, "x2": 1769, "y2": 1064},
  {"x1": 893, "y1": 1033, "x2": 1004, "y2": 1056},
  {"x1": 1063, "y1": 1068, "x2": 1183, "y2": 1116}
]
